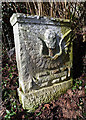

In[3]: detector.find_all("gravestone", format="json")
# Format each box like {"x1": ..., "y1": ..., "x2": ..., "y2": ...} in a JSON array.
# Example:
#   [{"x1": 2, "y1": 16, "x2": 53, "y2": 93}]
[{"x1": 10, "y1": 13, "x2": 74, "y2": 112}]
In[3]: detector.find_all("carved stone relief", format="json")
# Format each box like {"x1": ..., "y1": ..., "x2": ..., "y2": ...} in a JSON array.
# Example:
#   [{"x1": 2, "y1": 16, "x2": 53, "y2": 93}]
[{"x1": 10, "y1": 13, "x2": 73, "y2": 111}]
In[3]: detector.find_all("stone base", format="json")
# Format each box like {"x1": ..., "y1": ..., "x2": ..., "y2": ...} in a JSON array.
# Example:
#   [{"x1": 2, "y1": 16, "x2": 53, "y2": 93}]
[{"x1": 18, "y1": 79, "x2": 72, "y2": 112}]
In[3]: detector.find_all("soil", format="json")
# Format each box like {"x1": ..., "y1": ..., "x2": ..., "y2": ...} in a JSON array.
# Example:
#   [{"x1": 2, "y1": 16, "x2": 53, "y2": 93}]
[{"x1": 1, "y1": 50, "x2": 86, "y2": 120}]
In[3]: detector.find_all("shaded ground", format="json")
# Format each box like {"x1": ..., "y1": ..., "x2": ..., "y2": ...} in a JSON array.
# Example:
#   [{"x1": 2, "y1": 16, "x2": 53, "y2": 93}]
[{"x1": 1, "y1": 49, "x2": 86, "y2": 120}]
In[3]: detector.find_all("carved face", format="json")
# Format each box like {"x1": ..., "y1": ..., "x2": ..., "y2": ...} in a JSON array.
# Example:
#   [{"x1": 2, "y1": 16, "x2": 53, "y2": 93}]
[{"x1": 44, "y1": 29, "x2": 56, "y2": 49}]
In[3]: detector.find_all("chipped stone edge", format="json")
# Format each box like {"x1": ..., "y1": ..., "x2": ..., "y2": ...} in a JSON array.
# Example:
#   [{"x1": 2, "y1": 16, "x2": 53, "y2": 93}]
[
  {"x1": 10, "y1": 13, "x2": 70, "y2": 27},
  {"x1": 17, "y1": 79, "x2": 73, "y2": 112}
]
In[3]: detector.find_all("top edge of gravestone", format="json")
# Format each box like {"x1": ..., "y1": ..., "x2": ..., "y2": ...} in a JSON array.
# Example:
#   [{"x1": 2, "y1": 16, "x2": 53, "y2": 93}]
[{"x1": 10, "y1": 13, "x2": 70, "y2": 27}]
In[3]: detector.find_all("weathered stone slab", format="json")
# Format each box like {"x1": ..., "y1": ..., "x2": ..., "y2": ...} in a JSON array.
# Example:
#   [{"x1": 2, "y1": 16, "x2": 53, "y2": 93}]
[
  {"x1": 18, "y1": 79, "x2": 72, "y2": 112},
  {"x1": 10, "y1": 13, "x2": 74, "y2": 112}
]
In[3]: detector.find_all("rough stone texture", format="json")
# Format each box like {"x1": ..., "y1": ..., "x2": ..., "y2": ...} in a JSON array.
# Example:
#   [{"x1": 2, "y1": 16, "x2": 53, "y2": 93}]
[
  {"x1": 18, "y1": 79, "x2": 72, "y2": 112},
  {"x1": 10, "y1": 13, "x2": 74, "y2": 111}
]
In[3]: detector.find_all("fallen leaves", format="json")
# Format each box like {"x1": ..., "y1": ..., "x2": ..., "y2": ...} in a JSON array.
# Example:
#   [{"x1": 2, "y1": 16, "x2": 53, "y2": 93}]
[
  {"x1": 78, "y1": 90, "x2": 85, "y2": 97},
  {"x1": 67, "y1": 89, "x2": 73, "y2": 97},
  {"x1": 44, "y1": 104, "x2": 50, "y2": 109}
]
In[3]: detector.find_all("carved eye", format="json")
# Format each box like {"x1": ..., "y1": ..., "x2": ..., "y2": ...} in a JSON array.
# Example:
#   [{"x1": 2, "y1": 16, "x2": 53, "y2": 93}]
[{"x1": 48, "y1": 36, "x2": 50, "y2": 39}]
